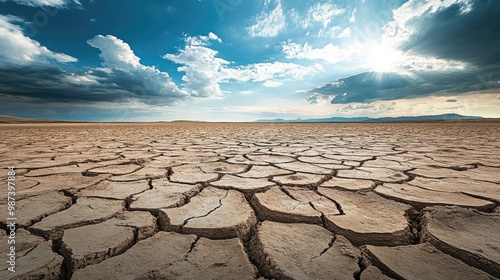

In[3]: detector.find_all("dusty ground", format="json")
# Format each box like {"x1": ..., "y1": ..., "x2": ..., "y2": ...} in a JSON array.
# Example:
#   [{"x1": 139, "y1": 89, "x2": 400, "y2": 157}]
[{"x1": 0, "y1": 122, "x2": 499, "y2": 279}]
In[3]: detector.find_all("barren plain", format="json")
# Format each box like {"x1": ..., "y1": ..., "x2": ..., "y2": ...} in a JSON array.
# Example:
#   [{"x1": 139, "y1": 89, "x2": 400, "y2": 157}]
[{"x1": 0, "y1": 122, "x2": 499, "y2": 279}]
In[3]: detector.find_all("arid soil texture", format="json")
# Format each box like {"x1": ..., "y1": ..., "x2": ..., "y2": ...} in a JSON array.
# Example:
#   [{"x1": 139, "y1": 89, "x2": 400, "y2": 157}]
[{"x1": 0, "y1": 122, "x2": 499, "y2": 279}]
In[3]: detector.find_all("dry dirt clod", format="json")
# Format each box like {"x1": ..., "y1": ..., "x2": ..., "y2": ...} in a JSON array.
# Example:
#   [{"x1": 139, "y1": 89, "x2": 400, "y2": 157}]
[
  {"x1": 362, "y1": 243, "x2": 496, "y2": 280},
  {"x1": 71, "y1": 231, "x2": 257, "y2": 279},
  {"x1": 249, "y1": 221, "x2": 361, "y2": 280},
  {"x1": 421, "y1": 206, "x2": 500, "y2": 277}
]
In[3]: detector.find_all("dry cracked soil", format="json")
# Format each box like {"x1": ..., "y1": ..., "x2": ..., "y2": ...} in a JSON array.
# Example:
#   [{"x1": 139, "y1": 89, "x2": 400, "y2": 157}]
[{"x1": 0, "y1": 122, "x2": 499, "y2": 279}]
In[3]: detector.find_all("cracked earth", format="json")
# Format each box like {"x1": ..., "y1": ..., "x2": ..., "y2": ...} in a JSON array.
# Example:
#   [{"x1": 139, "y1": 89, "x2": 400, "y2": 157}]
[{"x1": 0, "y1": 122, "x2": 499, "y2": 279}]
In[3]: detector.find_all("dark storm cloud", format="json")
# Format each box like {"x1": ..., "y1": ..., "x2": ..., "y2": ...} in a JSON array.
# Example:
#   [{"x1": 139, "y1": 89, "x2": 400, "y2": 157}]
[
  {"x1": 401, "y1": 0, "x2": 500, "y2": 67},
  {"x1": 0, "y1": 66, "x2": 187, "y2": 105},
  {"x1": 0, "y1": 66, "x2": 132, "y2": 102},
  {"x1": 311, "y1": 68, "x2": 499, "y2": 104}
]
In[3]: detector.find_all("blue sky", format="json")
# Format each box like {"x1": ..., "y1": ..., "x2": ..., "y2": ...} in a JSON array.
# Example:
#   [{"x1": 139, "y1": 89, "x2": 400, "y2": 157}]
[{"x1": 0, "y1": 0, "x2": 499, "y2": 121}]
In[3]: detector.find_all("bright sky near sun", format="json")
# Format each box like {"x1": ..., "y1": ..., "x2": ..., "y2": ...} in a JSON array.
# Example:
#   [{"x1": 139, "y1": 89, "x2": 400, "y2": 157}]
[{"x1": 0, "y1": 0, "x2": 499, "y2": 121}]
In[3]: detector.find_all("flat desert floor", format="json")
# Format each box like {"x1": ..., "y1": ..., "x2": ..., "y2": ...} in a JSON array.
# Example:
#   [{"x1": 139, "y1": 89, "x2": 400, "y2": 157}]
[{"x1": 1, "y1": 122, "x2": 499, "y2": 279}]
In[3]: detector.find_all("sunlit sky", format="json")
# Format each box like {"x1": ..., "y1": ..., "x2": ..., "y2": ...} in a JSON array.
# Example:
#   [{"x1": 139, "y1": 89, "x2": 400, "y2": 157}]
[{"x1": 0, "y1": 0, "x2": 499, "y2": 121}]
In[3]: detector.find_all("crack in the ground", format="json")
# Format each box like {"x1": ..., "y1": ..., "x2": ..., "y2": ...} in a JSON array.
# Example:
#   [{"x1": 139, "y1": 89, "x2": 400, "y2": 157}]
[
  {"x1": 315, "y1": 189, "x2": 345, "y2": 215},
  {"x1": 311, "y1": 235, "x2": 336, "y2": 260},
  {"x1": 181, "y1": 190, "x2": 228, "y2": 229},
  {"x1": 184, "y1": 236, "x2": 201, "y2": 260},
  {"x1": 405, "y1": 208, "x2": 423, "y2": 244}
]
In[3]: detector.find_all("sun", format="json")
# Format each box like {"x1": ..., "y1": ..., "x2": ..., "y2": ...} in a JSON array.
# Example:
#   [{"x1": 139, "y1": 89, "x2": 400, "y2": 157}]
[{"x1": 366, "y1": 43, "x2": 402, "y2": 72}]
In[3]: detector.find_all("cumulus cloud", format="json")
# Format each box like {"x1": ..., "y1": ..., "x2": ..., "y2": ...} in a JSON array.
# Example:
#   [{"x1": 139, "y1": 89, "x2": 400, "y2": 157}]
[
  {"x1": 247, "y1": 0, "x2": 286, "y2": 37},
  {"x1": 305, "y1": 93, "x2": 335, "y2": 104},
  {"x1": 87, "y1": 35, "x2": 187, "y2": 105},
  {"x1": 87, "y1": 35, "x2": 141, "y2": 68},
  {"x1": 281, "y1": 41, "x2": 352, "y2": 64},
  {"x1": 0, "y1": 14, "x2": 77, "y2": 67},
  {"x1": 0, "y1": 30, "x2": 187, "y2": 106},
  {"x1": 163, "y1": 33, "x2": 323, "y2": 97},
  {"x1": 0, "y1": 0, "x2": 80, "y2": 7}
]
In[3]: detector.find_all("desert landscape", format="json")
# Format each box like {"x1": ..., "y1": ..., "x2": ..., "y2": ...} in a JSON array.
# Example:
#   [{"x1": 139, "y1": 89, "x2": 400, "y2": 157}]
[{"x1": 0, "y1": 122, "x2": 499, "y2": 279}]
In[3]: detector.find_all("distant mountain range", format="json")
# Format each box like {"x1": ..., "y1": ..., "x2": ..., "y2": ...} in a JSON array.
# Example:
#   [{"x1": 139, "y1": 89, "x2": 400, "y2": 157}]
[
  {"x1": 0, "y1": 113, "x2": 491, "y2": 123},
  {"x1": 256, "y1": 113, "x2": 485, "y2": 123},
  {"x1": 0, "y1": 115, "x2": 73, "y2": 123}
]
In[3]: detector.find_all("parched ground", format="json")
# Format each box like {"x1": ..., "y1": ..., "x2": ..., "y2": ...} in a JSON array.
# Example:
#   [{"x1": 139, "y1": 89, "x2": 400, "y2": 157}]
[{"x1": 0, "y1": 122, "x2": 499, "y2": 280}]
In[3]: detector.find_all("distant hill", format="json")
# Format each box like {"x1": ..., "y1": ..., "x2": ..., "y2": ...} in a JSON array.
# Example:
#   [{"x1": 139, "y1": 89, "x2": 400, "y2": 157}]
[
  {"x1": 0, "y1": 115, "x2": 72, "y2": 123},
  {"x1": 256, "y1": 114, "x2": 484, "y2": 123}
]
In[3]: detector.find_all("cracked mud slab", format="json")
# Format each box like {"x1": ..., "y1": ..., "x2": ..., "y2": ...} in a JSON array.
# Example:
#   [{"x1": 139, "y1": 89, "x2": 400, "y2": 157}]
[
  {"x1": 375, "y1": 183, "x2": 496, "y2": 211},
  {"x1": 409, "y1": 177, "x2": 500, "y2": 203},
  {"x1": 0, "y1": 241, "x2": 64, "y2": 280},
  {"x1": 30, "y1": 197, "x2": 125, "y2": 239},
  {"x1": 61, "y1": 211, "x2": 156, "y2": 273},
  {"x1": 0, "y1": 229, "x2": 44, "y2": 257},
  {"x1": 421, "y1": 206, "x2": 500, "y2": 276},
  {"x1": 170, "y1": 164, "x2": 219, "y2": 183},
  {"x1": 275, "y1": 161, "x2": 333, "y2": 174},
  {"x1": 362, "y1": 243, "x2": 495, "y2": 280},
  {"x1": 360, "y1": 266, "x2": 394, "y2": 280},
  {"x1": 196, "y1": 162, "x2": 248, "y2": 174},
  {"x1": 130, "y1": 180, "x2": 202, "y2": 210},
  {"x1": 250, "y1": 221, "x2": 360, "y2": 280},
  {"x1": 72, "y1": 231, "x2": 257, "y2": 280},
  {"x1": 272, "y1": 172, "x2": 327, "y2": 186},
  {"x1": 246, "y1": 154, "x2": 296, "y2": 163},
  {"x1": 86, "y1": 163, "x2": 142, "y2": 175},
  {"x1": 159, "y1": 187, "x2": 257, "y2": 239},
  {"x1": 251, "y1": 186, "x2": 340, "y2": 224},
  {"x1": 0, "y1": 192, "x2": 71, "y2": 227},
  {"x1": 15, "y1": 173, "x2": 109, "y2": 199},
  {"x1": 321, "y1": 177, "x2": 376, "y2": 191},
  {"x1": 237, "y1": 165, "x2": 294, "y2": 178},
  {"x1": 318, "y1": 188, "x2": 413, "y2": 246},
  {"x1": 107, "y1": 166, "x2": 168, "y2": 181},
  {"x1": 411, "y1": 166, "x2": 499, "y2": 183},
  {"x1": 77, "y1": 179, "x2": 149, "y2": 200},
  {"x1": 337, "y1": 167, "x2": 409, "y2": 183},
  {"x1": 211, "y1": 174, "x2": 276, "y2": 193},
  {"x1": 23, "y1": 165, "x2": 90, "y2": 177},
  {"x1": 0, "y1": 178, "x2": 38, "y2": 200}
]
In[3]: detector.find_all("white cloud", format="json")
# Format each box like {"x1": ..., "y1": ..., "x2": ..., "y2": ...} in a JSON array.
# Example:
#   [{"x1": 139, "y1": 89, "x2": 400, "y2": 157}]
[
  {"x1": 289, "y1": 3, "x2": 345, "y2": 37},
  {"x1": 0, "y1": 14, "x2": 77, "y2": 67},
  {"x1": 400, "y1": 56, "x2": 466, "y2": 72},
  {"x1": 263, "y1": 80, "x2": 282, "y2": 87},
  {"x1": 305, "y1": 93, "x2": 335, "y2": 104},
  {"x1": 247, "y1": 0, "x2": 286, "y2": 37},
  {"x1": 349, "y1": 8, "x2": 357, "y2": 23},
  {"x1": 338, "y1": 27, "x2": 351, "y2": 38},
  {"x1": 162, "y1": 34, "x2": 228, "y2": 97},
  {"x1": 228, "y1": 61, "x2": 323, "y2": 83},
  {"x1": 163, "y1": 34, "x2": 323, "y2": 97},
  {"x1": 87, "y1": 35, "x2": 141, "y2": 69},
  {"x1": 281, "y1": 42, "x2": 352, "y2": 64},
  {"x1": 308, "y1": 2, "x2": 344, "y2": 28},
  {"x1": 87, "y1": 35, "x2": 187, "y2": 104},
  {"x1": 208, "y1": 32, "x2": 222, "y2": 43},
  {"x1": 65, "y1": 73, "x2": 98, "y2": 85},
  {"x1": 0, "y1": 0, "x2": 80, "y2": 7}
]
